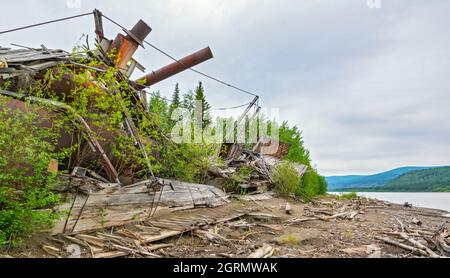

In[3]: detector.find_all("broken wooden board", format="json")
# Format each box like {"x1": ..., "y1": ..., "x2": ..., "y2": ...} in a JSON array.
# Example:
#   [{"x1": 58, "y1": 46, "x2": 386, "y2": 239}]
[
  {"x1": 52, "y1": 178, "x2": 229, "y2": 234},
  {"x1": 262, "y1": 155, "x2": 308, "y2": 177},
  {"x1": 158, "y1": 179, "x2": 230, "y2": 208},
  {"x1": 0, "y1": 48, "x2": 67, "y2": 64},
  {"x1": 253, "y1": 137, "x2": 290, "y2": 158},
  {"x1": 237, "y1": 192, "x2": 275, "y2": 202}
]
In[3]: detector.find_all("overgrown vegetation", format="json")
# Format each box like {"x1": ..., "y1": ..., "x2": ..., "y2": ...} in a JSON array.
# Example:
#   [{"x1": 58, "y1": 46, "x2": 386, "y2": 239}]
[
  {"x1": 0, "y1": 98, "x2": 63, "y2": 247},
  {"x1": 146, "y1": 82, "x2": 219, "y2": 183},
  {"x1": 0, "y1": 52, "x2": 220, "y2": 246},
  {"x1": 149, "y1": 83, "x2": 328, "y2": 197},
  {"x1": 225, "y1": 166, "x2": 255, "y2": 194}
]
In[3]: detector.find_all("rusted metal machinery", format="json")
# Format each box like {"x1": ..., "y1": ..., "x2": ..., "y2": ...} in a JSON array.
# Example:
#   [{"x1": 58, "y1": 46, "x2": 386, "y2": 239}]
[{"x1": 0, "y1": 10, "x2": 214, "y2": 183}]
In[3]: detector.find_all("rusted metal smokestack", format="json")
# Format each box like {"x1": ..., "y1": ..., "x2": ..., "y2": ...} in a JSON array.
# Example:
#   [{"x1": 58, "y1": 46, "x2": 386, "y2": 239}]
[
  {"x1": 135, "y1": 47, "x2": 213, "y2": 87},
  {"x1": 108, "y1": 20, "x2": 152, "y2": 70},
  {"x1": 126, "y1": 20, "x2": 152, "y2": 47}
]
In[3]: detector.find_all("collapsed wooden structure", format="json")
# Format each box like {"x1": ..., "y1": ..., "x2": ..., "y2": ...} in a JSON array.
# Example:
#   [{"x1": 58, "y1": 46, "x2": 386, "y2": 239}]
[{"x1": 0, "y1": 10, "x2": 308, "y2": 235}]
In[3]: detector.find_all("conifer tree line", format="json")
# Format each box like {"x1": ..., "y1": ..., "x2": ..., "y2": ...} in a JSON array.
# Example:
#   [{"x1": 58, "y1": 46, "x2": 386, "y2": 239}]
[{"x1": 159, "y1": 82, "x2": 212, "y2": 131}]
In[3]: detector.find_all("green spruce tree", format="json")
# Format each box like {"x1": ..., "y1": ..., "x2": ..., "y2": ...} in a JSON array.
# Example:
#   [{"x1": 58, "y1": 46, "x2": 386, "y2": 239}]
[
  {"x1": 169, "y1": 83, "x2": 181, "y2": 115},
  {"x1": 182, "y1": 90, "x2": 195, "y2": 114},
  {"x1": 194, "y1": 81, "x2": 211, "y2": 128},
  {"x1": 169, "y1": 83, "x2": 181, "y2": 128}
]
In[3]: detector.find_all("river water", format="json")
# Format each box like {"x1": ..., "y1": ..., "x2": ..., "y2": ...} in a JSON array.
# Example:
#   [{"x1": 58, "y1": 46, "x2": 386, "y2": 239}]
[{"x1": 332, "y1": 192, "x2": 450, "y2": 217}]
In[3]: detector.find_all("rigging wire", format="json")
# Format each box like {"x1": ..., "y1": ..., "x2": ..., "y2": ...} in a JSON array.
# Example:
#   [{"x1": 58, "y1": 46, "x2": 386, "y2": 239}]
[
  {"x1": 143, "y1": 90, "x2": 252, "y2": 111},
  {"x1": 211, "y1": 102, "x2": 252, "y2": 110},
  {"x1": 143, "y1": 40, "x2": 259, "y2": 98},
  {"x1": 0, "y1": 11, "x2": 261, "y2": 111},
  {"x1": 0, "y1": 12, "x2": 94, "y2": 35},
  {"x1": 101, "y1": 14, "x2": 259, "y2": 98}
]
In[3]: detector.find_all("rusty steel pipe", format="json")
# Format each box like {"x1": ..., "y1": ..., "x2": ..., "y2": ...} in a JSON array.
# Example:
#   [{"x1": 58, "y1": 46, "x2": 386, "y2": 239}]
[{"x1": 135, "y1": 47, "x2": 213, "y2": 87}]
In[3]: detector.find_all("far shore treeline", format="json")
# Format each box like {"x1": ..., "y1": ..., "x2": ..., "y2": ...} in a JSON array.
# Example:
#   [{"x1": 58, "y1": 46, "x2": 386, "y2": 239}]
[{"x1": 327, "y1": 166, "x2": 450, "y2": 192}]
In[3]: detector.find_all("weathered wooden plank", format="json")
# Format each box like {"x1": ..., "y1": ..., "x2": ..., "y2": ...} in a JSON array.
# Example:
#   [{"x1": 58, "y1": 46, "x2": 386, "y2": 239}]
[
  {"x1": 139, "y1": 230, "x2": 183, "y2": 244},
  {"x1": 148, "y1": 221, "x2": 186, "y2": 231},
  {"x1": 0, "y1": 49, "x2": 67, "y2": 63},
  {"x1": 52, "y1": 179, "x2": 229, "y2": 234},
  {"x1": 52, "y1": 205, "x2": 152, "y2": 234}
]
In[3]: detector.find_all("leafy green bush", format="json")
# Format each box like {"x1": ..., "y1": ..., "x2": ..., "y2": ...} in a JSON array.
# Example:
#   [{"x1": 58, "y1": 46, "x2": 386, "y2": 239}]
[
  {"x1": 272, "y1": 161, "x2": 302, "y2": 196},
  {"x1": 0, "y1": 98, "x2": 62, "y2": 247},
  {"x1": 158, "y1": 142, "x2": 218, "y2": 183},
  {"x1": 275, "y1": 121, "x2": 328, "y2": 198},
  {"x1": 278, "y1": 122, "x2": 311, "y2": 167},
  {"x1": 298, "y1": 171, "x2": 328, "y2": 199}
]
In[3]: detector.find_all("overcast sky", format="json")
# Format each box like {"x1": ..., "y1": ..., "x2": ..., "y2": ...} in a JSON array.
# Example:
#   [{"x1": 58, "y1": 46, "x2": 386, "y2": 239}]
[{"x1": 2, "y1": 0, "x2": 450, "y2": 176}]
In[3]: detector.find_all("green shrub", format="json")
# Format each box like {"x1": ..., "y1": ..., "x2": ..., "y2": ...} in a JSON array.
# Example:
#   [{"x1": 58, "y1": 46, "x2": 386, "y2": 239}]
[
  {"x1": 338, "y1": 191, "x2": 358, "y2": 200},
  {"x1": 280, "y1": 234, "x2": 302, "y2": 246},
  {"x1": 158, "y1": 142, "x2": 218, "y2": 183},
  {"x1": 0, "y1": 99, "x2": 62, "y2": 247},
  {"x1": 294, "y1": 170, "x2": 328, "y2": 200},
  {"x1": 272, "y1": 161, "x2": 302, "y2": 196},
  {"x1": 274, "y1": 121, "x2": 328, "y2": 199}
]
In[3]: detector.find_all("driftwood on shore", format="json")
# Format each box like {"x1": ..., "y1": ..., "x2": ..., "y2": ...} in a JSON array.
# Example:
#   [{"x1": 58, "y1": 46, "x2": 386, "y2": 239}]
[
  {"x1": 374, "y1": 216, "x2": 450, "y2": 258},
  {"x1": 433, "y1": 223, "x2": 450, "y2": 256},
  {"x1": 247, "y1": 244, "x2": 274, "y2": 258}
]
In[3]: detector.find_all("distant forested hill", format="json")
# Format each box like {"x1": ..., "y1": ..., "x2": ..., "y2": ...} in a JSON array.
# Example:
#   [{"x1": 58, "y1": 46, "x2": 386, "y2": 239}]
[
  {"x1": 326, "y1": 166, "x2": 431, "y2": 191},
  {"x1": 380, "y1": 167, "x2": 450, "y2": 192}
]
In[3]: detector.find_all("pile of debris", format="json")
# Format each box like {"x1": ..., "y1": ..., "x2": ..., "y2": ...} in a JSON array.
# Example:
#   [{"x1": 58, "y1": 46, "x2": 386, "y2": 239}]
[
  {"x1": 209, "y1": 140, "x2": 307, "y2": 193},
  {"x1": 36, "y1": 207, "x2": 290, "y2": 258},
  {"x1": 58, "y1": 212, "x2": 248, "y2": 258}
]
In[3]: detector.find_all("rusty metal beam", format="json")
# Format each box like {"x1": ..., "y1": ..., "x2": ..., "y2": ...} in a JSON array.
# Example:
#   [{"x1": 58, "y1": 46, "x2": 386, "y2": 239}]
[
  {"x1": 134, "y1": 47, "x2": 214, "y2": 87},
  {"x1": 93, "y1": 9, "x2": 104, "y2": 41}
]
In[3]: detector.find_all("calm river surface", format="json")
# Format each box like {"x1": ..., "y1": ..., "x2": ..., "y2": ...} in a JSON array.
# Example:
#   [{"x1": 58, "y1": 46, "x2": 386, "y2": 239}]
[{"x1": 332, "y1": 192, "x2": 450, "y2": 216}]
